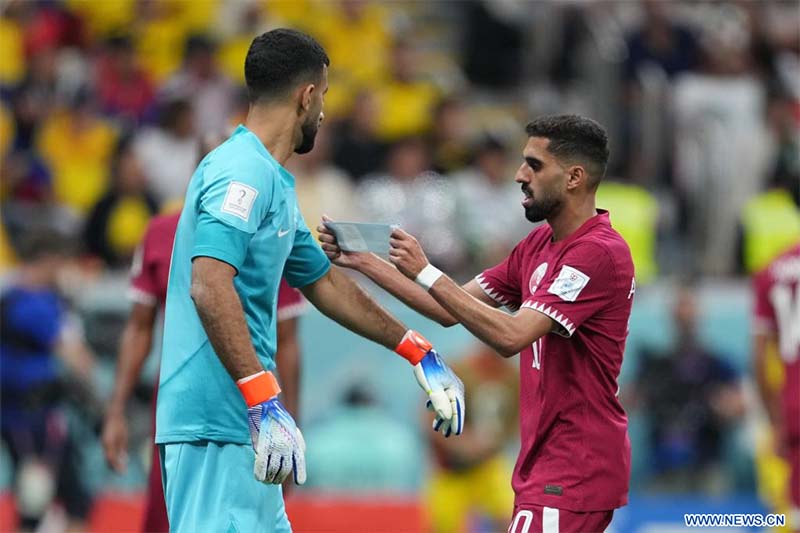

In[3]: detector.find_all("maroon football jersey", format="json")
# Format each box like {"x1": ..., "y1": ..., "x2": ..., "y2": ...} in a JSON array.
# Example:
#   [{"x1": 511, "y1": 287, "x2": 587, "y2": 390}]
[
  {"x1": 477, "y1": 210, "x2": 634, "y2": 512},
  {"x1": 753, "y1": 242, "x2": 800, "y2": 441}
]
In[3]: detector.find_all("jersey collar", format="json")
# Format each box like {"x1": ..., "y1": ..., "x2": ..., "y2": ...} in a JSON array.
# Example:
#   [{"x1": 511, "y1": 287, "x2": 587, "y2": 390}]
[{"x1": 548, "y1": 209, "x2": 611, "y2": 245}]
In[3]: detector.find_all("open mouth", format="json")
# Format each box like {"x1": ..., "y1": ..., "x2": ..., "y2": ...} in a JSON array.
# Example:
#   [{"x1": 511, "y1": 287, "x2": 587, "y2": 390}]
[{"x1": 521, "y1": 186, "x2": 534, "y2": 207}]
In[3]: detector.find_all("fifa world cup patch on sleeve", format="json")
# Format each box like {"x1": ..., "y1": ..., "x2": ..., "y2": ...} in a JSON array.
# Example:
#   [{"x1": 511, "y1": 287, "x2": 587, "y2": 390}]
[
  {"x1": 221, "y1": 181, "x2": 258, "y2": 221},
  {"x1": 547, "y1": 265, "x2": 590, "y2": 302}
]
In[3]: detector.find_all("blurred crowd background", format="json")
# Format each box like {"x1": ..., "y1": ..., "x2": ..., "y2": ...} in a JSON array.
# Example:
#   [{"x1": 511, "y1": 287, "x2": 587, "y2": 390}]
[{"x1": 0, "y1": 0, "x2": 798, "y2": 531}]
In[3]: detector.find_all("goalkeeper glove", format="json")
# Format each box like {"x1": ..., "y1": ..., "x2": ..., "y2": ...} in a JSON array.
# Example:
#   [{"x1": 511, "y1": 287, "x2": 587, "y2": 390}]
[
  {"x1": 395, "y1": 330, "x2": 465, "y2": 437},
  {"x1": 237, "y1": 371, "x2": 306, "y2": 485}
]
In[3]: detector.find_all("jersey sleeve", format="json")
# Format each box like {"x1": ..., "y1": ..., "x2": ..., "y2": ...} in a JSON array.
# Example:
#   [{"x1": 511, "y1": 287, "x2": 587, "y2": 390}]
[
  {"x1": 522, "y1": 242, "x2": 616, "y2": 337},
  {"x1": 128, "y1": 224, "x2": 158, "y2": 306},
  {"x1": 283, "y1": 211, "x2": 330, "y2": 289},
  {"x1": 198, "y1": 158, "x2": 275, "y2": 234},
  {"x1": 475, "y1": 242, "x2": 523, "y2": 310},
  {"x1": 192, "y1": 160, "x2": 277, "y2": 271},
  {"x1": 752, "y1": 269, "x2": 776, "y2": 335}
]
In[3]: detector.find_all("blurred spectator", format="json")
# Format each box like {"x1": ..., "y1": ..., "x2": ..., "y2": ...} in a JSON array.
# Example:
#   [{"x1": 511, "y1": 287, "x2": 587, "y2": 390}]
[
  {"x1": 372, "y1": 38, "x2": 441, "y2": 142},
  {"x1": 160, "y1": 34, "x2": 235, "y2": 137},
  {"x1": 1, "y1": 149, "x2": 53, "y2": 205},
  {"x1": 133, "y1": 0, "x2": 189, "y2": 84},
  {"x1": 0, "y1": 3, "x2": 27, "y2": 89},
  {"x1": 429, "y1": 97, "x2": 472, "y2": 175},
  {"x1": 622, "y1": 1, "x2": 699, "y2": 187},
  {"x1": 303, "y1": 383, "x2": 418, "y2": 493},
  {"x1": 672, "y1": 8, "x2": 772, "y2": 275},
  {"x1": 313, "y1": 0, "x2": 392, "y2": 119},
  {"x1": 623, "y1": 1, "x2": 699, "y2": 83},
  {"x1": 461, "y1": 1, "x2": 524, "y2": 90},
  {"x1": 0, "y1": 229, "x2": 96, "y2": 531},
  {"x1": 738, "y1": 89, "x2": 800, "y2": 274},
  {"x1": 133, "y1": 98, "x2": 199, "y2": 204},
  {"x1": 740, "y1": 172, "x2": 800, "y2": 275},
  {"x1": 84, "y1": 138, "x2": 159, "y2": 268},
  {"x1": 596, "y1": 176, "x2": 660, "y2": 285},
  {"x1": 286, "y1": 127, "x2": 356, "y2": 239},
  {"x1": 11, "y1": 48, "x2": 60, "y2": 151},
  {"x1": 36, "y1": 88, "x2": 118, "y2": 215},
  {"x1": 426, "y1": 343, "x2": 517, "y2": 533},
  {"x1": 631, "y1": 287, "x2": 745, "y2": 493},
  {"x1": 95, "y1": 35, "x2": 155, "y2": 125},
  {"x1": 356, "y1": 137, "x2": 466, "y2": 273},
  {"x1": 453, "y1": 135, "x2": 529, "y2": 270},
  {"x1": 331, "y1": 90, "x2": 386, "y2": 181}
]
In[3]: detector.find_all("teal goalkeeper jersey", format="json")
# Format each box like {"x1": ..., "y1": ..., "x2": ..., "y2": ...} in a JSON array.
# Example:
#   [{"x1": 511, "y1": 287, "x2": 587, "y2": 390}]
[{"x1": 156, "y1": 125, "x2": 330, "y2": 444}]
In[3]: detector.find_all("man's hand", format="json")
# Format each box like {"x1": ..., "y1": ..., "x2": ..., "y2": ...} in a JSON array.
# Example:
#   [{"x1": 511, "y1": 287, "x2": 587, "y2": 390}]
[
  {"x1": 248, "y1": 397, "x2": 307, "y2": 485},
  {"x1": 388, "y1": 228, "x2": 429, "y2": 279},
  {"x1": 317, "y1": 215, "x2": 368, "y2": 269},
  {"x1": 102, "y1": 409, "x2": 129, "y2": 473},
  {"x1": 238, "y1": 370, "x2": 306, "y2": 485},
  {"x1": 396, "y1": 331, "x2": 465, "y2": 438}
]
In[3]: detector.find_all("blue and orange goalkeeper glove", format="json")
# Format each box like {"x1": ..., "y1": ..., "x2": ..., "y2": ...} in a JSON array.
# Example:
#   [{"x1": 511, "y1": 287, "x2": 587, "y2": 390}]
[
  {"x1": 238, "y1": 371, "x2": 306, "y2": 485},
  {"x1": 395, "y1": 330, "x2": 465, "y2": 437}
]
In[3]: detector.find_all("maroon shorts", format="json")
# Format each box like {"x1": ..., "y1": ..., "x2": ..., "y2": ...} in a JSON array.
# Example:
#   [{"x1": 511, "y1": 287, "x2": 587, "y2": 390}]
[{"x1": 508, "y1": 504, "x2": 614, "y2": 533}]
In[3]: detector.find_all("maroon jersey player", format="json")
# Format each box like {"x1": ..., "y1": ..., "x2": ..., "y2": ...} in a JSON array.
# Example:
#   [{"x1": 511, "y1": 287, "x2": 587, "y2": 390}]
[
  {"x1": 753, "y1": 243, "x2": 800, "y2": 526},
  {"x1": 319, "y1": 115, "x2": 634, "y2": 532},
  {"x1": 102, "y1": 212, "x2": 305, "y2": 532}
]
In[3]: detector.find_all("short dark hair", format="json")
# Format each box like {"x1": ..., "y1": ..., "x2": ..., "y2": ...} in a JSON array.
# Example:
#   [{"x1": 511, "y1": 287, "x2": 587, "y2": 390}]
[
  {"x1": 525, "y1": 115, "x2": 609, "y2": 187},
  {"x1": 245, "y1": 29, "x2": 330, "y2": 104}
]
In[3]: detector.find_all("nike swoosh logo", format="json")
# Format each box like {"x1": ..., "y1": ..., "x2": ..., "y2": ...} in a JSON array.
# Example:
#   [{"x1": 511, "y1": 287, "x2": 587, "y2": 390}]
[{"x1": 278, "y1": 228, "x2": 291, "y2": 237}]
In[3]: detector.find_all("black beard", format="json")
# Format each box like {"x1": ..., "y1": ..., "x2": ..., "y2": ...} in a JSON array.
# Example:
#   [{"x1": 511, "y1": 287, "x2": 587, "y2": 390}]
[
  {"x1": 295, "y1": 118, "x2": 319, "y2": 154},
  {"x1": 524, "y1": 194, "x2": 562, "y2": 222}
]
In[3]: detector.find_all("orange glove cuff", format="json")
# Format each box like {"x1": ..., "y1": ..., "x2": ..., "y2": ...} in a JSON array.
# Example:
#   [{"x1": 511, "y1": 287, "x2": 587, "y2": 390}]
[
  {"x1": 394, "y1": 330, "x2": 432, "y2": 365},
  {"x1": 237, "y1": 371, "x2": 281, "y2": 407}
]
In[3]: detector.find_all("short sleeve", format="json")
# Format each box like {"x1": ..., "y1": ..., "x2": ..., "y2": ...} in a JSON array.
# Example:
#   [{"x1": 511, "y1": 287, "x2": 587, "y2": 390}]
[
  {"x1": 475, "y1": 243, "x2": 523, "y2": 310},
  {"x1": 192, "y1": 211, "x2": 252, "y2": 272},
  {"x1": 522, "y1": 243, "x2": 616, "y2": 337},
  {"x1": 752, "y1": 270, "x2": 775, "y2": 334},
  {"x1": 283, "y1": 214, "x2": 330, "y2": 288},
  {"x1": 128, "y1": 231, "x2": 158, "y2": 306},
  {"x1": 198, "y1": 160, "x2": 275, "y2": 235}
]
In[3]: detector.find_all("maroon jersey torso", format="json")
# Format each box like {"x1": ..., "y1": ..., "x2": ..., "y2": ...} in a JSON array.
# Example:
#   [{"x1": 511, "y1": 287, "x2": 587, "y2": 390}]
[{"x1": 477, "y1": 211, "x2": 634, "y2": 512}]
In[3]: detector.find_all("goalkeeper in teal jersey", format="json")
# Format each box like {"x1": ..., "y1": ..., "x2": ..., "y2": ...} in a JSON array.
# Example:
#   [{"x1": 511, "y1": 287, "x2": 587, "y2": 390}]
[{"x1": 156, "y1": 29, "x2": 465, "y2": 532}]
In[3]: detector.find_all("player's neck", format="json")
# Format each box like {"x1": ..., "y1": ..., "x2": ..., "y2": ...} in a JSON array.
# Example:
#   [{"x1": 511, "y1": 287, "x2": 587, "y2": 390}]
[
  {"x1": 548, "y1": 197, "x2": 597, "y2": 242},
  {"x1": 244, "y1": 106, "x2": 298, "y2": 166}
]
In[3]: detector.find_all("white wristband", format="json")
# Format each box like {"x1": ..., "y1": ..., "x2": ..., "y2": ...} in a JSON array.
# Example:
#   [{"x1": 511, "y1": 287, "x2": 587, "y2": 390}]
[{"x1": 415, "y1": 264, "x2": 443, "y2": 291}]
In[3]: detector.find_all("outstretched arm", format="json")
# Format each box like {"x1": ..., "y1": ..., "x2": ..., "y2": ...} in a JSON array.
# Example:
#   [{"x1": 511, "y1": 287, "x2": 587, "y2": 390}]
[
  {"x1": 299, "y1": 266, "x2": 408, "y2": 350},
  {"x1": 299, "y1": 266, "x2": 466, "y2": 437},
  {"x1": 317, "y1": 218, "x2": 498, "y2": 327},
  {"x1": 388, "y1": 229, "x2": 554, "y2": 357}
]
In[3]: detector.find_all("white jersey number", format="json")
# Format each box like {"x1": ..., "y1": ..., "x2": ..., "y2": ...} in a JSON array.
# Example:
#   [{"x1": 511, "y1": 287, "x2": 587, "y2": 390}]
[{"x1": 769, "y1": 283, "x2": 800, "y2": 363}]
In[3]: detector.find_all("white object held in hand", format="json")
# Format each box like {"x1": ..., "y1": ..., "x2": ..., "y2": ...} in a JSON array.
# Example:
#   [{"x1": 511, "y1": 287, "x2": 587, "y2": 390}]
[{"x1": 323, "y1": 222, "x2": 398, "y2": 255}]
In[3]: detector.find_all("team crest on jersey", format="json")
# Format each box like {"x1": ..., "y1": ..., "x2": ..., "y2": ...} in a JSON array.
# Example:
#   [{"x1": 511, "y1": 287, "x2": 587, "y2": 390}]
[
  {"x1": 548, "y1": 265, "x2": 590, "y2": 302},
  {"x1": 529, "y1": 263, "x2": 548, "y2": 295}
]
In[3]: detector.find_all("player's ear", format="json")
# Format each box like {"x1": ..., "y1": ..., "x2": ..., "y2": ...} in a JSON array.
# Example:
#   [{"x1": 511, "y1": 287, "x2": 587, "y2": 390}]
[
  {"x1": 566, "y1": 165, "x2": 586, "y2": 190},
  {"x1": 297, "y1": 83, "x2": 315, "y2": 114}
]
